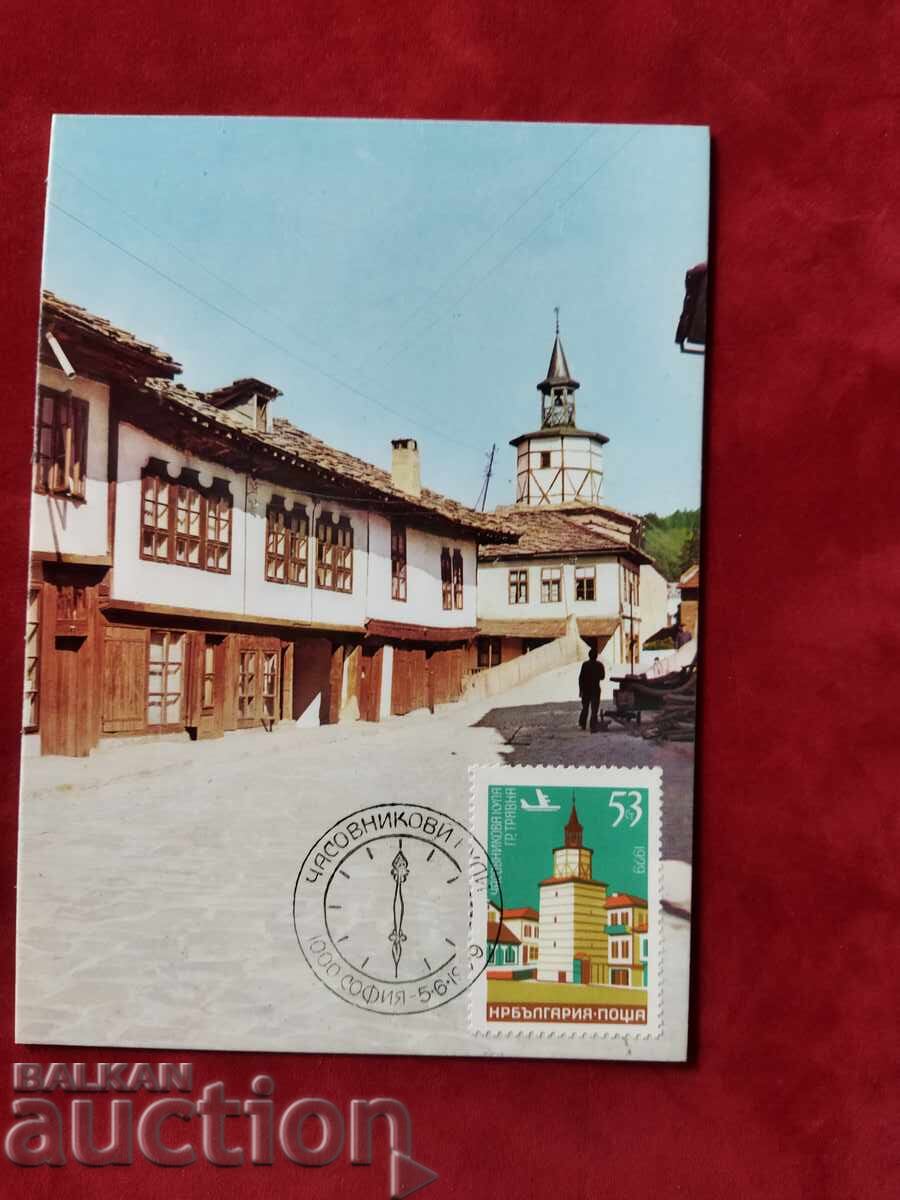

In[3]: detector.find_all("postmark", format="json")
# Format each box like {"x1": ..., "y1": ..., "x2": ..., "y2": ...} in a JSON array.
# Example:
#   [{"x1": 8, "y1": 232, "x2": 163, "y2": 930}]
[
  {"x1": 293, "y1": 802, "x2": 502, "y2": 1016},
  {"x1": 469, "y1": 765, "x2": 662, "y2": 1038}
]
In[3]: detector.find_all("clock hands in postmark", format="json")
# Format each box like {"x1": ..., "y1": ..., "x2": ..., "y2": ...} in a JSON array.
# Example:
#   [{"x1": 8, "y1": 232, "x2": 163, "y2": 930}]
[{"x1": 389, "y1": 841, "x2": 409, "y2": 979}]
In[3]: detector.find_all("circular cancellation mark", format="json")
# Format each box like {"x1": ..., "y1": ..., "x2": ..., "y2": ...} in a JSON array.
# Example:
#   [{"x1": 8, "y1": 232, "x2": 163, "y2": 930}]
[{"x1": 292, "y1": 802, "x2": 503, "y2": 1016}]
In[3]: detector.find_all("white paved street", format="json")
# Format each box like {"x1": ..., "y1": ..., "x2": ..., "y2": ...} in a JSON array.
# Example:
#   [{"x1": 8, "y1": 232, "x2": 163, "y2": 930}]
[{"x1": 16, "y1": 661, "x2": 693, "y2": 1058}]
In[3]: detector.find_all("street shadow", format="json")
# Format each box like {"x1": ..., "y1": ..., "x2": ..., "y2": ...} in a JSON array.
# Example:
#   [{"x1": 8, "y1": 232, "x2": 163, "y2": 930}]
[{"x1": 472, "y1": 700, "x2": 594, "y2": 767}]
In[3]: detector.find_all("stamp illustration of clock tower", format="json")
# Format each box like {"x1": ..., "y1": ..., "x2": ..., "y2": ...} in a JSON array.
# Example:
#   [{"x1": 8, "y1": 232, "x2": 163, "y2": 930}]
[{"x1": 536, "y1": 800, "x2": 609, "y2": 984}]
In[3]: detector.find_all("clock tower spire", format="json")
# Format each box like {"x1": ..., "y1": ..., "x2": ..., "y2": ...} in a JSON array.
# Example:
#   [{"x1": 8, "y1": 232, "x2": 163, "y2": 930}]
[{"x1": 510, "y1": 312, "x2": 609, "y2": 507}]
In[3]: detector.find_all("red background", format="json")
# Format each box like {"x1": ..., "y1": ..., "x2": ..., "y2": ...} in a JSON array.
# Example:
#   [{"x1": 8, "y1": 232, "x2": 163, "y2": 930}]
[{"x1": 1, "y1": 3, "x2": 898, "y2": 1197}]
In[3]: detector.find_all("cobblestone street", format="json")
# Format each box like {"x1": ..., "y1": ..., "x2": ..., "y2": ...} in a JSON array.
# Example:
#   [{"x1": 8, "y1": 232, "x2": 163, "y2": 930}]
[{"x1": 16, "y1": 661, "x2": 693, "y2": 1055}]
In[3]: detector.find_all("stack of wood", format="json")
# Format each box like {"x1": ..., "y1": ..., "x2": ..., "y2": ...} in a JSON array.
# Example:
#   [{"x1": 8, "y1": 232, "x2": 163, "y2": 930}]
[
  {"x1": 609, "y1": 660, "x2": 697, "y2": 743},
  {"x1": 638, "y1": 667, "x2": 697, "y2": 743}
]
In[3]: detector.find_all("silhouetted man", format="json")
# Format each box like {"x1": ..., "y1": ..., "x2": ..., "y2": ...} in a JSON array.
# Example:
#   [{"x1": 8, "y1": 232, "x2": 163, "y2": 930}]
[{"x1": 578, "y1": 648, "x2": 605, "y2": 732}]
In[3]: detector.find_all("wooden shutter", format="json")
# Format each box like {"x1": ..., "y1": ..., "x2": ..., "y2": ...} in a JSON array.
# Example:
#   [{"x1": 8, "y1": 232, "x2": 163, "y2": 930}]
[
  {"x1": 102, "y1": 625, "x2": 149, "y2": 733},
  {"x1": 70, "y1": 397, "x2": 89, "y2": 498}
]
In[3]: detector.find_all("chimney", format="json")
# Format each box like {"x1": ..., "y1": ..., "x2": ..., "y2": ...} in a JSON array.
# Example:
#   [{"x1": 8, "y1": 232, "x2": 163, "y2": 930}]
[{"x1": 391, "y1": 438, "x2": 421, "y2": 497}]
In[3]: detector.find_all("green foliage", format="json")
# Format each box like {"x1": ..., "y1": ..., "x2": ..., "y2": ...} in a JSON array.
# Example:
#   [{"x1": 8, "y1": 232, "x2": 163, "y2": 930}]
[{"x1": 641, "y1": 509, "x2": 700, "y2": 580}]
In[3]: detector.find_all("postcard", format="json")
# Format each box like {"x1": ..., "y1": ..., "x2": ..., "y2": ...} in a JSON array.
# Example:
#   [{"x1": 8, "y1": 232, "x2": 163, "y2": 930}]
[{"x1": 17, "y1": 116, "x2": 707, "y2": 1061}]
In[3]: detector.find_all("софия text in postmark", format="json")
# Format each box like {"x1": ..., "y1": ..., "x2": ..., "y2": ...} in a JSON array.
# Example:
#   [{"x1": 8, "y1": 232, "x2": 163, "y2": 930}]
[{"x1": 469, "y1": 765, "x2": 662, "y2": 1038}]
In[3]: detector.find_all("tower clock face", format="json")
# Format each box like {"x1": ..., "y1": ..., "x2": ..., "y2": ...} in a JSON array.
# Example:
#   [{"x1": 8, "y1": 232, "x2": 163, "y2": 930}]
[
  {"x1": 293, "y1": 802, "x2": 501, "y2": 1015},
  {"x1": 325, "y1": 835, "x2": 466, "y2": 985}
]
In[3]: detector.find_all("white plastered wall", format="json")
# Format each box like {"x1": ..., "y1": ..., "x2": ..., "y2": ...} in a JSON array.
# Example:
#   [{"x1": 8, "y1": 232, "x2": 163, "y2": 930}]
[{"x1": 30, "y1": 365, "x2": 110, "y2": 559}]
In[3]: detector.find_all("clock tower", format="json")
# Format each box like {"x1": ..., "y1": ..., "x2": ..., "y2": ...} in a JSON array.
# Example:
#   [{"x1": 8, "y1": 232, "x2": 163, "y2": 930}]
[
  {"x1": 536, "y1": 797, "x2": 609, "y2": 984},
  {"x1": 511, "y1": 313, "x2": 609, "y2": 507}
]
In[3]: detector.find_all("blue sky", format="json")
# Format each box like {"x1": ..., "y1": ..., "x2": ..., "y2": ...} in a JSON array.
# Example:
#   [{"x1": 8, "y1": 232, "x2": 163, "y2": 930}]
[{"x1": 43, "y1": 117, "x2": 708, "y2": 514}]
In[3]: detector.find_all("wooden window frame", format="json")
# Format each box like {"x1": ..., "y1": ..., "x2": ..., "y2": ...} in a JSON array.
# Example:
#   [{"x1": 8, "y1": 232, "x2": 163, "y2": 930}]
[
  {"x1": 237, "y1": 641, "x2": 281, "y2": 725},
  {"x1": 265, "y1": 500, "x2": 309, "y2": 586},
  {"x1": 575, "y1": 565, "x2": 596, "y2": 602},
  {"x1": 146, "y1": 629, "x2": 185, "y2": 729},
  {"x1": 452, "y1": 549, "x2": 464, "y2": 611},
  {"x1": 540, "y1": 567, "x2": 562, "y2": 604},
  {"x1": 140, "y1": 461, "x2": 232, "y2": 574},
  {"x1": 201, "y1": 640, "x2": 216, "y2": 713},
  {"x1": 34, "y1": 387, "x2": 89, "y2": 500},
  {"x1": 315, "y1": 512, "x2": 353, "y2": 593},
  {"x1": 390, "y1": 520, "x2": 408, "y2": 602},
  {"x1": 477, "y1": 636, "x2": 501, "y2": 670},
  {"x1": 440, "y1": 547, "x2": 452, "y2": 611},
  {"x1": 508, "y1": 568, "x2": 528, "y2": 605},
  {"x1": 238, "y1": 649, "x2": 257, "y2": 720}
]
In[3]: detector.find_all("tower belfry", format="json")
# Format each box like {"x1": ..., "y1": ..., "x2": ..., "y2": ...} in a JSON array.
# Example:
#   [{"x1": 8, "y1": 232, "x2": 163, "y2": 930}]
[{"x1": 510, "y1": 313, "x2": 609, "y2": 507}]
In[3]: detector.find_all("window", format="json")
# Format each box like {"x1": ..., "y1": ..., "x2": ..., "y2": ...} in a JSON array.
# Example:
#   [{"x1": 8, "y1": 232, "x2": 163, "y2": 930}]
[
  {"x1": 174, "y1": 486, "x2": 202, "y2": 566},
  {"x1": 477, "y1": 637, "x2": 501, "y2": 669},
  {"x1": 641, "y1": 937, "x2": 649, "y2": 960},
  {"x1": 623, "y1": 568, "x2": 640, "y2": 608},
  {"x1": 610, "y1": 942, "x2": 618, "y2": 959},
  {"x1": 315, "y1": 512, "x2": 353, "y2": 592},
  {"x1": 147, "y1": 631, "x2": 184, "y2": 726},
  {"x1": 23, "y1": 586, "x2": 40, "y2": 732},
  {"x1": 575, "y1": 565, "x2": 596, "y2": 601},
  {"x1": 262, "y1": 651, "x2": 278, "y2": 719},
  {"x1": 142, "y1": 474, "x2": 171, "y2": 562},
  {"x1": 34, "y1": 389, "x2": 88, "y2": 499},
  {"x1": 390, "y1": 521, "x2": 407, "y2": 601},
  {"x1": 206, "y1": 495, "x2": 232, "y2": 573},
  {"x1": 610, "y1": 968, "x2": 629, "y2": 986},
  {"x1": 539, "y1": 450, "x2": 551, "y2": 469},
  {"x1": 201, "y1": 642, "x2": 216, "y2": 711},
  {"x1": 540, "y1": 567, "x2": 562, "y2": 603},
  {"x1": 508, "y1": 569, "x2": 528, "y2": 605},
  {"x1": 238, "y1": 650, "x2": 257, "y2": 719},
  {"x1": 452, "y1": 549, "x2": 464, "y2": 610},
  {"x1": 141, "y1": 463, "x2": 232, "y2": 574},
  {"x1": 441, "y1": 547, "x2": 452, "y2": 610},
  {"x1": 266, "y1": 501, "x2": 309, "y2": 586}
]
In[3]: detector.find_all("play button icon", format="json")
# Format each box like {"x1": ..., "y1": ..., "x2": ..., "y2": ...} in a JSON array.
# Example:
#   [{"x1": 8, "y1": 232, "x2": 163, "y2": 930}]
[{"x1": 390, "y1": 1149, "x2": 438, "y2": 1198}]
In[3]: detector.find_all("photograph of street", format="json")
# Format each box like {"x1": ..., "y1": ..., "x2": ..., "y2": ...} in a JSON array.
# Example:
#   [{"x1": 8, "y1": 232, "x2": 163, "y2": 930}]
[{"x1": 17, "y1": 117, "x2": 707, "y2": 1057}]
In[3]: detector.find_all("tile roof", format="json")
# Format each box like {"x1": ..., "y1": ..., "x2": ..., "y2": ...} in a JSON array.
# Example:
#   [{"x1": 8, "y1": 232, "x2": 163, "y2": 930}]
[
  {"x1": 576, "y1": 618, "x2": 620, "y2": 638},
  {"x1": 42, "y1": 290, "x2": 181, "y2": 375},
  {"x1": 487, "y1": 921, "x2": 521, "y2": 946},
  {"x1": 477, "y1": 618, "x2": 568, "y2": 639},
  {"x1": 141, "y1": 378, "x2": 518, "y2": 541},
  {"x1": 605, "y1": 892, "x2": 648, "y2": 909},
  {"x1": 503, "y1": 907, "x2": 539, "y2": 921},
  {"x1": 479, "y1": 508, "x2": 650, "y2": 561}
]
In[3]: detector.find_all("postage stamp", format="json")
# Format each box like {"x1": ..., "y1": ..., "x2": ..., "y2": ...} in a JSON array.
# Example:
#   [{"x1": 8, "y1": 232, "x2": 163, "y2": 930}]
[{"x1": 469, "y1": 764, "x2": 662, "y2": 1038}]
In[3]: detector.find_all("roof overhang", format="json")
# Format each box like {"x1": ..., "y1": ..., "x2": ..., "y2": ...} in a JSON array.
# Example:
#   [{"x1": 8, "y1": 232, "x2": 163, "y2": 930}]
[
  {"x1": 365, "y1": 619, "x2": 478, "y2": 644},
  {"x1": 510, "y1": 427, "x2": 609, "y2": 447}
]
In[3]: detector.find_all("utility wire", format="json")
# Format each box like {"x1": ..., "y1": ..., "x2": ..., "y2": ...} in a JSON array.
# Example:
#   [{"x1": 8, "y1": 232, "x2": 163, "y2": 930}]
[
  {"x1": 375, "y1": 129, "x2": 642, "y2": 373},
  {"x1": 47, "y1": 200, "x2": 483, "y2": 452},
  {"x1": 356, "y1": 128, "x2": 600, "y2": 369},
  {"x1": 53, "y1": 162, "x2": 339, "y2": 362}
]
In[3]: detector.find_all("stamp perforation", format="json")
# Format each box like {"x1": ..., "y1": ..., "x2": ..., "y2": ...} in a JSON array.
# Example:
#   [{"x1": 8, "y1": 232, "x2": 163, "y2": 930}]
[{"x1": 468, "y1": 763, "x2": 664, "y2": 1040}]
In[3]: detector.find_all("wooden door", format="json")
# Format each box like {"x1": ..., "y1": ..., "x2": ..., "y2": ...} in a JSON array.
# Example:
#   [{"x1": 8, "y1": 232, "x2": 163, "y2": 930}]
[
  {"x1": 391, "y1": 648, "x2": 427, "y2": 716},
  {"x1": 235, "y1": 636, "x2": 281, "y2": 728},
  {"x1": 359, "y1": 645, "x2": 384, "y2": 722},
  {"x1": 102, "y1": 625, "x2": 149, "y2": 734},
  {"x1": 193, "y1": 634, "x2": 226, "y2": 740}
]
